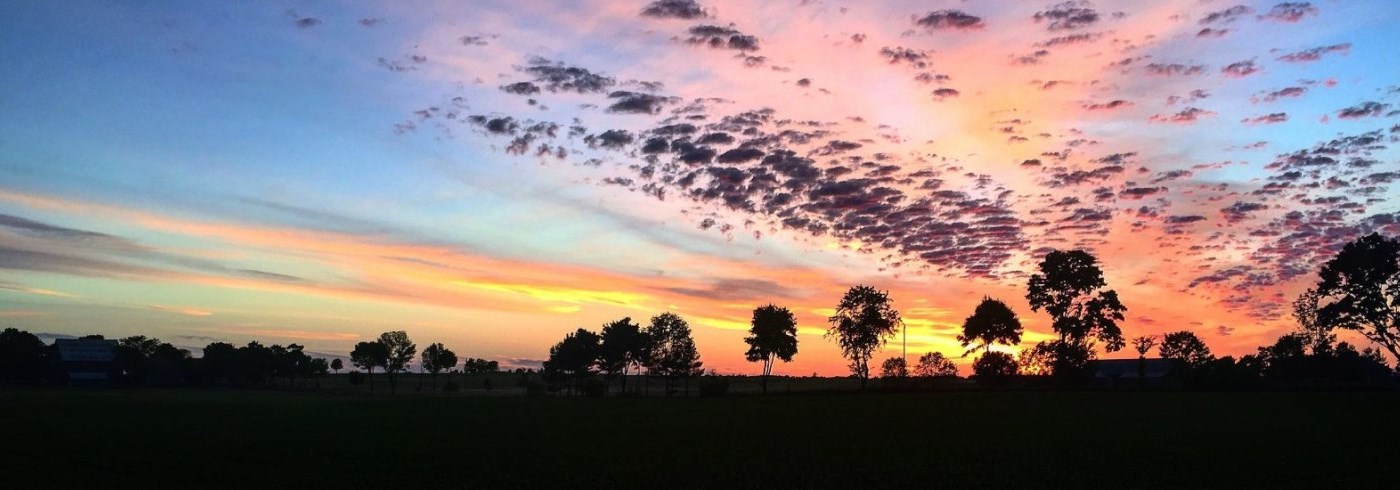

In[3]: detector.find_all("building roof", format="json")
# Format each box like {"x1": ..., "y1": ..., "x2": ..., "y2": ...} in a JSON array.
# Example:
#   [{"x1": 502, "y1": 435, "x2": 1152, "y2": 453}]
[{"x1": 55, "y1": 338, "x2": 117, "y2": 362}]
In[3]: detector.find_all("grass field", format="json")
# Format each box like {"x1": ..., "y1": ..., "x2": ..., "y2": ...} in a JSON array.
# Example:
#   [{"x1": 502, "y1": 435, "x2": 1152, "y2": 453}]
[{"x1": 5, "y1": 390, "x2": 1396, "y2": 488}]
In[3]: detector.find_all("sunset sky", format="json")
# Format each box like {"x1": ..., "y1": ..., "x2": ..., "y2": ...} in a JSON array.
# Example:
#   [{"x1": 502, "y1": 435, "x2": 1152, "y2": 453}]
[{"x1": 2, "y1": 1, "x2": 1398, "y2": 374}]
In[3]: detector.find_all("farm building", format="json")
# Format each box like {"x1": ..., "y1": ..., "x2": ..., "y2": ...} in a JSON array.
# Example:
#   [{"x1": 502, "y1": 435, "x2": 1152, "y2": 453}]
[{"x1": 54, "y1": 338, "x2": 120, "y2": 387}]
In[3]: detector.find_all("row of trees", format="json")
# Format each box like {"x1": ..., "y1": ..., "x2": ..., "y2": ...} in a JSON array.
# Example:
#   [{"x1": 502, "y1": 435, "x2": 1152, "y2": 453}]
[
  {"x1": 0, "y1": 328, "x2": 506, "y2": 392},
  {"x1": 541, "y1": 313, "x2": 704, "y2": 395}
]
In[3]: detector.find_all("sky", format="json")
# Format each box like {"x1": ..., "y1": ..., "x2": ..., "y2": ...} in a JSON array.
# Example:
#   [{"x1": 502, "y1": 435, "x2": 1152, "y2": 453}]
[{"x1": 2, "y1": 0, "x2": 1398, "y2": 375}]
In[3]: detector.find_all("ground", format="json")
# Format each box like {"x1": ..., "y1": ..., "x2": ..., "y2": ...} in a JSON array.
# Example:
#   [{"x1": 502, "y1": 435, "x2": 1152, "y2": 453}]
[{"x1": 4, "y1": 389, "x2": 1395, "y2": 488}]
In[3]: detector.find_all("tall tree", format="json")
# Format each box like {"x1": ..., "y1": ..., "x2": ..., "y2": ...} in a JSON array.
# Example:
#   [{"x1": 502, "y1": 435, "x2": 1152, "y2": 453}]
[
  {"x1": 378, "y1": 331, "x2": 416, "y2": 393},
  {"x1": 743, "y1": 304, "x2": 799, "y2": 394},
  {"x1": 349, "y1": 341, "x2": 388, "y2": 392},
  {"x1": 420, "y1": 343, "x2": 458, "y2": 391},
  {"x1": 1027, "y1": 249, "x2": 1127, "y2": 375},
  {"x1": 958, "y1": 298, "x2": 1023, "y2": 355},
  {"x1": 1159, "y1": 331, "x2": 1214, "y2": 368},
  {"x1": 645, "y1": 312, "x2": 703, "y2": 395},
  {"x1": 1315, "y1": 233, "x2": 1400, "y2": 360},
  {"x1": 598, "y1": 317, "x2": 646, "y2": 394},
  {"x1": 913, "y1": 352, "x2": 958, "y2": 377},
  {"x1": 826, "y1": 285, "x2": 903, "y2": 389}
]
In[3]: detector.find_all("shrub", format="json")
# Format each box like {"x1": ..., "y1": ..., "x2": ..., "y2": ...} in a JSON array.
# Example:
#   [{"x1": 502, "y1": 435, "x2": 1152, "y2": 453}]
[
  {"x1": 973, "y1": 352, "x2": 1018, "y2": 381},
  {"x1": 347, "y1": 371, "x2": 366, "y2": 386}
]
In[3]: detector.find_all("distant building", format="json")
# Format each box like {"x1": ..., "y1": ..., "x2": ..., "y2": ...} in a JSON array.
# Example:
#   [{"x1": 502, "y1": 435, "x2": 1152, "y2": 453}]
[
  {"x1": 1088, "y1": 358, "x2": 1176, "y2": 385},
  {"x1": 54, "y1": 338, "x2": 120, "y2": 386}
]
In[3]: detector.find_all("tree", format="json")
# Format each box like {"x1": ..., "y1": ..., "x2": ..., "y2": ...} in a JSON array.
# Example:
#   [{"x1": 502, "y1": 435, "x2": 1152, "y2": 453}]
[
  {"x1": 1132, "y1": 335, "x2": 1158, "y2": 380},
  {"x1": 1027, "y1": 249, "x2": 1127, "y2": 375},
  {"x1": 378, "y1": 331, "x2": 416, "y2": 393},
  {"x1": 420, "y1": 343, "x2": 458, "y2": 391},
  {"x1": 1315, "y1": 233, "x2": 1400, "y2": 360},
  {"x1": 1159, "y1": 331, "x2": 1214, "y2": 368},
  {"x1": 599, "y1": 317, "x2": 647, "y2": 394},
  {"x1": 0, "y1": 328, "x2": 48, "y2": 383},
  {"x1": 826, "y1": 285, "x2": 903, "y2": 389},
  {"x1": 1017, "y1": 341, "x2": 1056, "y2": 376},
  {"x1": 913, "y1": 352, "x2": 958, "y2": 377},
  {"x1": 542, "y1": 328, "x2": 601, "y2": 394},
  {"x1": 958, "y1": 297, "x2": 1023, "y2": 355},
  {"x1": 744, "y1": 304, "x2": 799, "y2": 394},
  {"x1": 879, "y1": 356, "x2": 908, "y2": 379},
  {"x1": 1292, "y1": 288, "x2": 1335, "y2": 356},
  {"x1": 972, "y1": 351, "x2": 1017, "y2": 380},
  {"x1": 645, "y1": 312, "x2": 703, "y2": 395},
  {"x1": 350, "y1": 341, "x2": 388, "y2": 392},
  {"x1": 330, "y1": 358, "x2": 343, "y2": 374}
]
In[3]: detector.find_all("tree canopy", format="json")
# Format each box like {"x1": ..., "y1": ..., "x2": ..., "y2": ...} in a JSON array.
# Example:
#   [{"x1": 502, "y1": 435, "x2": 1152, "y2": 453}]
[
  {"x1": 1159, "y1": 331, "x2": 1214, "y2": 368},
  {"x1": 378, "y1": 331, "x2": 417, "y2": 393},
  {"x1": 1315, "y1": 232, "x2": 1400, "y2": 360},
  {"x1": 1027, "y1": 250, "x2": 1127, "y2": 352},
  {"x1": 598, "y1": 317, "x2": 646, "y2": 392},
  {"x1": 914, "y1": 352, "x2": 958, "y2": 377},
  {"x1": 645, "y1": 312, "x2": 703, "y2": 380},
  {"x1": 958, "y1": 297, "x2": 1023, "y2": 355},
  {"x1": 826, "y1": 285, "x2": 902, "y2": 388}
]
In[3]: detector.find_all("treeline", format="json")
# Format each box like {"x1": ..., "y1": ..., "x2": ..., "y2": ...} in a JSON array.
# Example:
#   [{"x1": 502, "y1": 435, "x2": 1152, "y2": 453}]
[
  {"x1": 0, "y1": 329, "x2": 514, "y2": 392},
  {"x1": 538, "y1": 232, "x2": 1398, "y2": 396}
]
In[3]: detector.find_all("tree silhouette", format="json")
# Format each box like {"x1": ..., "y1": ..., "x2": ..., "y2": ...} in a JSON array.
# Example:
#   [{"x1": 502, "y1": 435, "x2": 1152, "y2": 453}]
[
  {"x1": 378, "y1": 331, "x2": 416, "y2": 393},
  {"x1": 958, "y1": 297, "x2": 1023, "y2": 355},
  {"x1": 598, "y1": 317, "x2": 646, "y2": 395},
  {"x1": 743, "y1": 304, "x2": 799, "y2": 394},
  {"x1": 826, "y1": 285, "x2": 903, "y2": 389},
  {"x1": 0, "y1": 328, "x2": 47, "y2": 383},
  {"x1": 1292, "y1": 288, "x2": 1334, "y2": 356},
  {"x1": 330, "y1": 358, "x2": 343, "y2": 374},
  {"x1": 879, "y1": 356, "x2": 908, "y2": 379},
  {"x1": 1017, "y1": 341, "x2": 1056, "y2": 376},
  {"x1": 1315, "y1": 233, "x2": 1400, "y2": 360},
  {"x1": 1132, "y1": 335, "x2": 1158, "y2": 380},
  {"x1": 645, "y1": 312, "x2": 703, "y2": 395},
  {"x1": 1027, "y1": 249, "x2": 1127, "y2": 375},
  {"x1": 420, "y1": 343, "x2": 458, "y2": 391},
  {"x1": 913, "y1": 352, "x2": 958, "y2": 377},
  {"x1": 972, "y1": 351, "x2": 1017, "y2": 380},
  {"x1": 350, "y1": 341, "x2": 388, "y2": 392},
  {"x1": 1159, "y1": 331, "x2": 1214, "y2": 368},
  {"x1": 542, "y1": 328, "x2": 601, "y2": 394}
]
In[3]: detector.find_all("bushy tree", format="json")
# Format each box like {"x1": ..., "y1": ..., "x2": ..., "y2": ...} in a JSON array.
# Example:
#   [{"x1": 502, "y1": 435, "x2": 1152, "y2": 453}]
[
  {"x1": 0, "y1": 328, "x2": 48, "y2": 383},
  {"x1": 879, "y1": 356, "x2": 908, "y2": 379},
  {"x1": 744, "y1": 304, "x2": 799, "y2": 394},
  {"x1": 350, "y1": 341, "x2": 388, "y2": 391},
  {"x1": 420, "y1": 343, "x2": 458, "y2": 391},
  {"x1": 645, "y1": 312, "x2": 703, "y2": 395},
  {"x1": 826, "y1": 285, "x2": 903, "y2": 389},
  {"x1": 958, "y1": 298, "x2": 1023, "y2": 355},
  {"x1": 543, "y1": 328, "x2": 601, "y2": 393},
  {"x1": 376, "y1": 331, "x2": 416, "y2": 393},
  {"x1": 1159, "y1": 331, "x2": 1214, "y2": 368},
  {"x1": 599, "y1": 317, "x2": 647, "y2": 394},
  {"x1": 1315, "y1": 233, "x2": 1400, "y2": 360},
  {"x1": 1292, "y1": 288, "x2": 1334, "y2": 355},
  {"x1": 1017, "y1": 341, "x2": 1056, "y2": 376},
  {"x1": 972, "y1": 351, "x2": 1018, "y2": 380},
  {"x1": 914, "y1": 352, "x2": 958, "y2": 377},
  {"x1": 1027, "y1": 249, "x2": 1127, "y2": 375},
  {"x1": 330, "y1": 358, "x2": 343, "y2": 374}
]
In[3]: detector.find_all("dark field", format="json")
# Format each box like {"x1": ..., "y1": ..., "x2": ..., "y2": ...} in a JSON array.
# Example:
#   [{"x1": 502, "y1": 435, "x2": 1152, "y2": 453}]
[{"x1": 5, "y1": 390, "x2": 1396, "y2": 488}]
